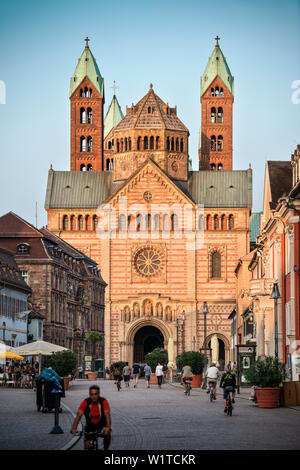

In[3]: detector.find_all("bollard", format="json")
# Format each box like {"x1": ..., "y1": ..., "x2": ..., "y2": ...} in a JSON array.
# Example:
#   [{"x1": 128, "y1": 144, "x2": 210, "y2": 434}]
[{"x1": 50, "y1": 391, "x2": 64, "y2": 434}]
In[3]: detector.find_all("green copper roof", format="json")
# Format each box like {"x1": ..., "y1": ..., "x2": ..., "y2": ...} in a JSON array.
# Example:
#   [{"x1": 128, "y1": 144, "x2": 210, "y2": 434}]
[
  {"x1": 70, "y1": 44, "x2": 104, "y2": 98},
  {"x1": 104, "y1": 95, "x2": 124, "y2": 139},
  {"x1": 200, "y1": 44, "x2": 234, "y2": 97}
]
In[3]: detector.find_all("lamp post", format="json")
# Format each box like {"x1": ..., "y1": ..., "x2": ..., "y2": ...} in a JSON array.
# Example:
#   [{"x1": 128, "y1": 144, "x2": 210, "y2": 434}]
[
  {"x1": 176, "y1": 319, "x2": 179, "y2": 356},
  {"x1": 270, "y1": 282, "x2": 280, "y2": 358},
  {"x1": 201, "y1": 301, "x2": 208, "y2": 390},
  {"x1": 181, "y1": 313, "x2": 185, "y2": 353},
  {"x1": 119, "y1": 341, "x2": 124, "y2": 361}
]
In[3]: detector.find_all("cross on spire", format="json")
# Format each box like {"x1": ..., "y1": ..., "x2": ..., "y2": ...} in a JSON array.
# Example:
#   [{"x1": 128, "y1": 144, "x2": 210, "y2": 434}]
[
  {"x1": 111, "y1": 80, "x2": 119, "y2": 96},
  {"x1": 215, "y1": 35, "x2": 220, "y2": 46},
  {"x1": 85, "y1": 36, "x2": 90, "y2": 48}
]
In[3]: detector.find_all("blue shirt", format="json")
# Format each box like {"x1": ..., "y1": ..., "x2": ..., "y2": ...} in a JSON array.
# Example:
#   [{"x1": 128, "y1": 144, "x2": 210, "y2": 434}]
[
  {"x1": 144, "y1": 365, "x2": 151, "y2": 376},
  {"x1": 132, "y1": 364, "x2": 140, "y2": 374}
]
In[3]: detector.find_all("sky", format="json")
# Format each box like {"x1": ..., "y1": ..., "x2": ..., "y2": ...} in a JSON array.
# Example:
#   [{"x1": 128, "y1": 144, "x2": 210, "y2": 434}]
[{"x1": 0, "y1": 0, "x2": 299, "y2": 227}]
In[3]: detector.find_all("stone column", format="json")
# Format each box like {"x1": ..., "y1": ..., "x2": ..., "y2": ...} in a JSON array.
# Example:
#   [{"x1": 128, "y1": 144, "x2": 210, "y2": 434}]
[{"x1": 255, "y1": 308, "x2": 265, "y2": 357}]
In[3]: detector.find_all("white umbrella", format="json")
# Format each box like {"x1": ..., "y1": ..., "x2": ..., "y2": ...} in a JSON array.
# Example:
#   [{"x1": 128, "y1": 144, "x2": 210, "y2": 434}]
[
  {"x1": 15, "y1": 340, "x2": 69, "y2": 374},
  {"x1": 0, "y1": 340, "x2": 18, "y2": 353}
]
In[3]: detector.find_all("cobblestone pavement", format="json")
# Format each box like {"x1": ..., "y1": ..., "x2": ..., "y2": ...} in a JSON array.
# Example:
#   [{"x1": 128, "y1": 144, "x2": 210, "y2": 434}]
[{"x1": 1, "y1": 380, "x2": 300, "y2": 450}]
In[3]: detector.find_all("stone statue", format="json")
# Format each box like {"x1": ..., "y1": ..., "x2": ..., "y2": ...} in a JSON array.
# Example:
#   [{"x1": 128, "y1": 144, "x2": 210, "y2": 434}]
[
  {"x1": 133, "y1": 303, "x2": 140, "y2": 319},
  {"x1": 145, "y1": 301, "x2": 152, "y2": 317},
  {"x1": 125, "y1": 307, "x2": 131, "y2": 323},
  {"x1": 166, "y1": 307, "x2": 172, "y2": 322},
  {"x1": 157, "y1": 303, "x2": 163, "y2": 319}
]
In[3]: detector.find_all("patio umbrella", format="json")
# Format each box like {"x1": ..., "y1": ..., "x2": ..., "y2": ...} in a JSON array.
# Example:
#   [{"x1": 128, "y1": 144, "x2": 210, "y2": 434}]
[
  {"x1": 0, "y1": 340, "x2": 18, "y2": 353},
  {"x1": 0, "y1": 351, "x2": 24, "y2": 360},
  {"x1": 15, "y1": 340, "x2": 69, "y2": 374}
]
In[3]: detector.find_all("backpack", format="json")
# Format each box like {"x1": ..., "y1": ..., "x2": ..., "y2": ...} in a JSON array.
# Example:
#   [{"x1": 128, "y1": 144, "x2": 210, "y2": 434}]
[
  {"x1": 84, "y1": 397, "x2": 106, "y2": 427},
  {"x1": 223, "y1": 373, "x2": 235, "y2": 388}
]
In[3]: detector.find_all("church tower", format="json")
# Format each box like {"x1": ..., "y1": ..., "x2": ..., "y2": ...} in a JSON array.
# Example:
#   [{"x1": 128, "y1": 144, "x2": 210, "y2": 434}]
[
  {"x1": 199, "y1": 37, "x2": 234, "y2": 171},
  {"x1": 69, "y1": 38, "x2": 105, "y2": 172}
]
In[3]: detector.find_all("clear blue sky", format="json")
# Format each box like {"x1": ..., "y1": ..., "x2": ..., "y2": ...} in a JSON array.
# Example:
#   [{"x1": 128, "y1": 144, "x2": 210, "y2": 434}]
[{"x1": 0, "y1": 0, "x2": 299, "y2": 227}]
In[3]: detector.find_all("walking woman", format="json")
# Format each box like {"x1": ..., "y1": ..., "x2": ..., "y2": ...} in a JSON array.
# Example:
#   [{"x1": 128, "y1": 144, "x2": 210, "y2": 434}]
[{"x1": 155, "y1": 362, "x2": 164, "y2": 389}]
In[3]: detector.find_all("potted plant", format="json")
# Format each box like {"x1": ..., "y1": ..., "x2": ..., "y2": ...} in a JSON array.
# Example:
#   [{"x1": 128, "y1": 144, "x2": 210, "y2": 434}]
[
  {"x1": 86, "y1": 331, "x2": 103, "y2": 380},
  {"x1": 144, "y1": 348, "x2": 168, "y2": 384},
  {"x1": 244, "y1": 356, "x2": 286, "y2": 408},
  {"x1": 109, "y1": 361, "x2": 127, "y2": 374},
  {"x1": 176, "y1": 351, "x2": 205, "y2": 388},
  {"x1": 48, "y1": 350, "x2": 77, "y2": 391}
]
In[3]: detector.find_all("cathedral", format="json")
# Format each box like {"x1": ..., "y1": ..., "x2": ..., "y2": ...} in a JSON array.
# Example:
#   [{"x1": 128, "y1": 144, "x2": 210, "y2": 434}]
[{"x1": 45, "y1": 37, "x2": 252, "y2": 368}]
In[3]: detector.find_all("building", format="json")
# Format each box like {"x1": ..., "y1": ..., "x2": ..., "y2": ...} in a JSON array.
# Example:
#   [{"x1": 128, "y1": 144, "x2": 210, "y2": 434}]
[
  {"x1": 0, "y1": 212, "x2": 106, "y2": 366},
  {"x1": 0, "y1": 246, "x2": 31, "y2": 348},
  {"x1": 45, "y1": 38, "x2": 252, "y2": 368}
]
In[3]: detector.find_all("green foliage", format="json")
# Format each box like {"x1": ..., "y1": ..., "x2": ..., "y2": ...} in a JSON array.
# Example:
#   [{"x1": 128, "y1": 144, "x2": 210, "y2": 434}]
[
  {"x1": 87, "y1": 331, "x2": 103, "y2": 345},
  {"x1": 110, "y1": 361, "x2": 127, "y2": 372},
  {"x1": 244, "y1": 356, "x2": 286, "y2": 387},
  {"x1": 176, "y1": 351, "x2": 205, "y2": 375},
  {"x1": 48, "y1": 350, "x2": 77, "y2": 377},
  {"x1": 144, "y1": 348, "x2": 168, "y2": 372}
]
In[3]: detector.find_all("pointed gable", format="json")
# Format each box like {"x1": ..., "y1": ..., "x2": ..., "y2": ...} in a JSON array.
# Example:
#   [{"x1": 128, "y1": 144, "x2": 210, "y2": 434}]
[
  {"x1": 0, "y1": 212, "x2": 41, "y2": 237},
  {"x1": 201, "y1": 42, "x2": 234, "y2": 97},
  {"x1": 104, "y1": 95, "x2": 124, "y2": 139},
  {"x1": 69, "y1": 41, "x2": 104, "y2": 98}
]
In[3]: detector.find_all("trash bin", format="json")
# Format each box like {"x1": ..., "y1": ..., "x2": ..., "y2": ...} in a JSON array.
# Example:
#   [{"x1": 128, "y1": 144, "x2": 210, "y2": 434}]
[{"x1": 42, "y1": 379, "x2": 64, "y2": 412}]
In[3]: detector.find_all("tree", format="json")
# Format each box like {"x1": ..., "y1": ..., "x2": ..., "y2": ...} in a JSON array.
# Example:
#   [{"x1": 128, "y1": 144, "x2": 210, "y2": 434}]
[
  {"x1": 144, "y1": 348, "x2": 168, "y2": 372},
  {"x1": 87, "y1": 331, "x2": 103, "y2": 371},
  {"x1": 48, "y1": 350, "x2": 77, "y2": 377},
  {"x1": 176, "y1": 351, "x2": 205, "y2": 375}
]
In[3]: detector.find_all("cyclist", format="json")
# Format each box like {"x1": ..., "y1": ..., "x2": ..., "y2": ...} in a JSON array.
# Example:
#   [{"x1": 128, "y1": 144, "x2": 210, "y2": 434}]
[
  {"x1": 71, "y1": 385, "x2": 111, "y2": 450},
  {"x1": 220, "y1": 368, "x2": 237, "y2": 413},
  {"x1": 205, "y1": 362, "x2": 219, "y2": 399},
  {"x1": 181, "y1": 364, "x2": 193, "y2": 394},
  {"x1": 113, "y1": 365, "x2": 122, "y2": 389}
]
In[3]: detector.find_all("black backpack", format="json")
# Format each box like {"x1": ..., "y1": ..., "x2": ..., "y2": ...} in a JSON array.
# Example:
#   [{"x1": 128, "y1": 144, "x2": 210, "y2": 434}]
[{"x1": 84, "y1": 396, "x2": 106, "y2": 428}]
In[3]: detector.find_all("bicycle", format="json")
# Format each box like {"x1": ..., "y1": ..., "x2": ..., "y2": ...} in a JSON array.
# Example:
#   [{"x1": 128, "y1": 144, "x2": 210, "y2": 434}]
[
  {"x1": 73, "y1": 430, "x2": 106, "y2": 450},
  {"x1": 184, "y1": 378, "x2": 192, "y2": 396},
  {"x1": 208, "y1": 381, "x2": 216, "y2": 402},
  {"x1": 225, "y1": 388, "x2": 233, "y2": 416}
]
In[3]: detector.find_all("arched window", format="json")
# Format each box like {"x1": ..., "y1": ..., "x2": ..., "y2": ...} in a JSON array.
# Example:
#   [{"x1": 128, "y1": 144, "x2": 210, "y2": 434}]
[
  {"x1": 215, "y1": 86, "x2": 219, "y2": 97},
  {"x1": 156, "y1": 136, "x2": 160, "y2": 149},
  {"x1": 120, "y1": 139, "x2": 124, "y2": 152},
  {"x1": 154, "y1": 214, "x2": 160, "y2": 231},
  {"x1": 136, "y1": 214, "x2": 142, "y2": 232},
  {"x1": 211, "y1": 107, "x2": 216, "y2": 123},
  {"x1": 128, "y1": 138, "x2": 131, "y2": 151},
  {"x1": 125, "y1": 138, "x2": 128, "y2": 151},
  {"x1": 220, "y1": 88, "x2": 223, "y2": 96},
  {"x1": 180, "y1": 139, "x2": 184, "y2": 152},
  {"x1": 93, "y1": 215, "x2": 98, "y2": 230},
  {"x1": 89, "y1": 88, "x2": 92, "y2": 98},
  {"x1": 80, "y1": 107, "x2": 86, "y2": 123},
  {"x1": 217, "y1": 135, "x2": 223, "y2": 151},
  {"x1": 221, "y1": 215, "x2": 226, "y2": 230},
  {"x1": 206, "y1": 214, "x2": 212, "y2": 230},
  {"x1": 214, "y1": 215, "x2": 219, "y2": 230},
  {"x1": 217, "y1": 107, "x2": 223, "y2": 123},
  {"x1": 128, "y1": 214, "x2": 135, "y2": 231},
  {"x1": 229, "y1": 215, "x2": 234, "y2": 230},
  {"x1": 111, "y1": 159, "x2": 114, "y2": 170},
  {"x1": 87, "y1": 108, "x2": 92, "y2": 123},
  {"x1": 118, "y1": 214, "x2": 126, "y2": 231},
  {"x1": 62, "y1": 215, "x2": 69, "y2": 231},
  {"x1": 210, "y1": 136, "x2": 216, "y2": 151},
  {"x1": 108, "y1": 141, "x2": 112, "y2": 150},
  {"x1": 87, "y1": 164, "x2": 92, "y2": 171},
  {"x1": 106, "y1": 159, "x2": 110, "y2": 170},
  {"x1": 144, "y1": 136, "x2": 148, "y2": 150},
  {"x1": 80, "y1": 136, "x2": 86, "y2": 152},
  {"x1": 218, "y1": 163, "x2": 223, "y2": 171},
  {"x1": 145, "y1": 214, "x2": 151, "y2": 231},
  {"x1": 211, "y1": 88, "x2": 215, "y2": 96},
  {"x1": 85, "y1": 215, "x2": 90, "y2": 231},
  {"x1": 198, "y1": 214, "x2": 204, "y2": 230},
  {"x1": 167, "y1": 137, "x2": 170, "y2": 151},
  {"x1": 87, "y1": 136, "x2": 92, "y2": 152},
  {"x1": 176, "y1": 138, "x2": 179, "y2": 152},
  {"x1": 117, "y1": 140, "x2": 120, "y2": 152},
  {"x1": 80, "y1": 88, "x2": 84, "y2": 97},
  {"x1": 148, "y1": 106, "x2": 151, "y2": 114},
  {"x1": 84, "y1": 87, "x2": 89, "y2": 97},
  {"x1": 171, "y1": 214, "x2": 178, "y2": 231},
  {"x1": 70, "y1": 215, "x2": 75, "y2": 231},
  {"x1": 211, "y1": 163, "x2": 216, "y2": 171},
  {"x1": 150, "y1": 136, "x2": 154, "y2": 150},
  {"x1": 163, "y1": 214, "x2": 170, "y2": 231},
  {"x1": 137, "y1": 136, "x2": 141, "y2": 150},
  {"x1": 80, "y1": 163, "x2": 86, "y2": 171},
  {"x1": 171, "y1": 137, "x2": 174, "y2": 151},
  {"x1": 211, "y1": 251, "x2": 221, "y2": 278},
  {"x1": 78, "y1": 215, "x2": 83, "y2": 230}
]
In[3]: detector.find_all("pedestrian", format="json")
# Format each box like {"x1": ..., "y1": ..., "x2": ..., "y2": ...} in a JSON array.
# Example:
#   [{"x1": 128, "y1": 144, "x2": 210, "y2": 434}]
[
  {"x1": 132, "y1": 362, "x2": 140, "y2": 388},
  {"x1": 123, "y1": 362, "x2": 131, "y2": 388},
  {"x1": 232, "y1": 361, "x2": 237, "y2": 375},
  {"x1": 78, "y1": 365, "x2": 83, "y2": 379},
  {"x1": 226, "y1": 360, "x2": 232, "y2": 371},
  {"x1": 155, "y1": 362, "x2": 164, "y2": 389},
  {"x1": 105, "y1": 367, "x2": 110, "y2": 380},
  {"x1": 144, "y1": 362, "x2": 151, "y2": 388}
]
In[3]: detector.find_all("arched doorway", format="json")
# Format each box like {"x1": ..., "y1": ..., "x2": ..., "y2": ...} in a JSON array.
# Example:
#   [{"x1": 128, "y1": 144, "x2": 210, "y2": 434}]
[
  {"x1": 205, "y1": 333, "x2": 230, "y2": 371},
  {"x1": 133, "y1": 326, "x2": 164, "y2": 363}
]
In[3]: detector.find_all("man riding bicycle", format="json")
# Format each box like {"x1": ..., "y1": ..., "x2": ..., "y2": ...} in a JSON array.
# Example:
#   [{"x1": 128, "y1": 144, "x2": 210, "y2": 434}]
[
  {"x1": 205, "y1": 362, "x2": 219, "y2": 399},
  {"x1": 71, "y1": 385, "x2": 111, "y2": 450},
  {"x1": 113, "y1": 365, "x2": 122, "y2": 389},
  {"x1": 181, "y1": 364, "x2": 194, "y2": 394},
  {"x1": 220, "y1": 368, "x2": 237, "y2": 413}
]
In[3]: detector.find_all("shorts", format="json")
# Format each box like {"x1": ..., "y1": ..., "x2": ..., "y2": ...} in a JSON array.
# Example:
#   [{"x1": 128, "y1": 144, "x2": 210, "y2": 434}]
[
  {"x1": 124, "y1": 375, "x2": 130, "y2": 382},
  {"x1": 183, "y1": 377, "x2": 193, "y2": 383},
  {"x1": 133, "y1": 373, "x2": 139, "y2": 379},
  {"x1": 84, "y1": 423, "x2": 103, "y2": 440},
  {"x1": 114, "y1": 375, "x2": 122, "y2": 382},
  {"x1": 145, "y1": 375, "x2": 150, "y2": 381},
  {"x1": 223, "y1": 386, "x2": 234, "y2": 400}
]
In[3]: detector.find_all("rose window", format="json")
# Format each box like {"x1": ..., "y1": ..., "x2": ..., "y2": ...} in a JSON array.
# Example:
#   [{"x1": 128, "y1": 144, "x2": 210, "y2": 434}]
[{"x1": 134, "y1": 248, "x2": 162, "y2": 277}]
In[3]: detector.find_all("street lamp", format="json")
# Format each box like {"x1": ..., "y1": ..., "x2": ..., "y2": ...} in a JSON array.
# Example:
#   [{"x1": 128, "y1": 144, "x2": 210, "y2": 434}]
[
  {"x1": 270, "y1": 282, "x2": 280, "y2": 358},
  {"x1": 201, "y1": 301, "x2": 209, "y2": 390},
  {"x1": 176, "y1": 319, "x2": 179, "y2": 356},
  {"x1": 181, "y1": 313, "x2": 185, "y2": 353}
]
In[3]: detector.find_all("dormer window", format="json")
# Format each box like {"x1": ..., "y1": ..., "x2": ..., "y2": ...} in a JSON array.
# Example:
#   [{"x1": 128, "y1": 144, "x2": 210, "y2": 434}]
[{"x1": 17, "y1": 243, "x2": 30, "y2": 255}]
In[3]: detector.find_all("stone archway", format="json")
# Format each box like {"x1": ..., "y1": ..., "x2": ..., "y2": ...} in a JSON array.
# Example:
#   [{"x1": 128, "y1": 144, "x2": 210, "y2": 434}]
[
  {"x1": 205, "y1": 333, "x2": 230, "y2": 371},
  {"x1": 133, "y1": 325, "x2": 164, "y2": 363}
]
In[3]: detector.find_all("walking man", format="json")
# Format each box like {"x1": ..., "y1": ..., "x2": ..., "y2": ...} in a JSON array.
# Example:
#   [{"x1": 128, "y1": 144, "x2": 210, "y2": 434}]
[
  {"x1": 123, "y1": 362, "x2": 131, "y2": 388},
  {"x1": 144, "y1": 362, "x2": 151, "y2": 388},
  {"x1": 155, "y1": 362, "x2": 164, "y2": 389},
  {"x1": 132, "y1": 362, "x2": 140, "y2": 388}
]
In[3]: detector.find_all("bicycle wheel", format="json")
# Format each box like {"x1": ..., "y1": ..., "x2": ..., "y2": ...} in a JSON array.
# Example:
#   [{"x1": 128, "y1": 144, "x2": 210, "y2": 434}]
[{"x1": 187, "y1": 384, "x2": 191, "y2": 396}]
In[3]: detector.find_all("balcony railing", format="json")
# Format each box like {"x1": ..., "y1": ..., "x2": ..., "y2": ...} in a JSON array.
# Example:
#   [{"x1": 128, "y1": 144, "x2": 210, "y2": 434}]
[{"x1": 249, "y1": 278, "x2": 274, "y2": 297}]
